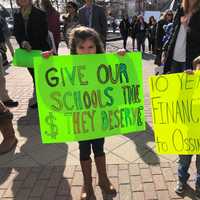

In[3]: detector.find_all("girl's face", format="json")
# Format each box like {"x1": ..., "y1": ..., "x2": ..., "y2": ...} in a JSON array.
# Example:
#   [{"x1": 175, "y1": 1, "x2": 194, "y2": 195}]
[
  {"x1": 17, "y1": 0, "x2": 31, "y2": 7},
  {"x1": 76, "y1": 39, "x2": 96, "y2": 54}
]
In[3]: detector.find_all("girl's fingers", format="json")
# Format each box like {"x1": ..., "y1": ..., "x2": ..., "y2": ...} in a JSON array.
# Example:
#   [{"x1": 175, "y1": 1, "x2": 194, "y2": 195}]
[{"x1": 117, "y1": 49, "x2": 126, "y2": 56}]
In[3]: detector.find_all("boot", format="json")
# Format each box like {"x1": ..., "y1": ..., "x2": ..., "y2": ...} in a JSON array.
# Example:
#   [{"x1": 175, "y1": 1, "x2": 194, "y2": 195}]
[
  {"x1": 80, "y1": 159, "x2": 96, "y2": 200},
  {"x1": 0, "y1": 101, "x2": 18, "y2": 155},
  {"x1": 95, "y1": 155, "x2": 117, "y2": 196}
]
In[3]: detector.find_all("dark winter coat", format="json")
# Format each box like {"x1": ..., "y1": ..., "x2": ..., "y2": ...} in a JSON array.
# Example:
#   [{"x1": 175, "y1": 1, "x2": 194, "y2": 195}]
[
  {"x1": 13, "y1": 6, "x2": 50, "y2": 51},
  {"x1": 135, "y1": 21, "x2": 147, "y2": 40},
  {"x1": 119, "y1": 19, "x2": 130, "y2": 37},
  {"x1": 155, "y1": 18, "x2": 168, "y2": 50}
]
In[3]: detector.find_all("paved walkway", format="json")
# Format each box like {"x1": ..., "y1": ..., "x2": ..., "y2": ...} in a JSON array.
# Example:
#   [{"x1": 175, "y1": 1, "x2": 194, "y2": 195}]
[{"x1": 0, "y1": 39, "x2": 198, "y2": 199}]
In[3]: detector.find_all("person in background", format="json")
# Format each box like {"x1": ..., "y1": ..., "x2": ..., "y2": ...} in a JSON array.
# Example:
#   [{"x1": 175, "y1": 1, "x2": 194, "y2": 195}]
[
  {"x1": 78, "y1": 0, "x2": 107, "y2": 47},
  {"x1": 0, "y1": 16, "x2": 14, "y2": 66},
  {"x1": 147, "y1": 16, "x2": 157, "y2": 54},
  {"x1": 40, "y1": 0, "x2": 61, "y2": 53},
  {"x1": 0, "y1": 101, "x2": 18, "y2": 155},
  {"x1": 135, "y1": 15, "x2": 147, "y2": 52},
  {"x1": 14, "y1": 0, "x2": 50, "y2": 109},
  {"x1": 130, "y1": 15, "x2": 137, "y2": 51},
  {"x1": 163, "y1": 1, "x2": 200, "y2": 197},
  {"x1": 0, "y1": 21, "x2": 18, "y2": 107},
  {"x1": 119, "y1": 15, "x2": 130, "y2": 50},
  {"x1": 63, "y1": 1, "x2": 79, "y2": 47},
  {"x1": 111, "y1": 17, "x2": 117, "y2": 33},
  {"x1": 154, "y1": 10, "x2": 173, "y2": 66}
]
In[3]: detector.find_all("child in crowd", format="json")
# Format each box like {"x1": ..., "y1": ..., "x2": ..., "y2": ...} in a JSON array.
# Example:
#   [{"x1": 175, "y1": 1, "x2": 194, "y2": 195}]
[
  {"x1": 175, "y1": 55, "x2": 200, "y2": 198},
  {"x1": 43, "y1": 26, "x2": 126, "y2": 200}
]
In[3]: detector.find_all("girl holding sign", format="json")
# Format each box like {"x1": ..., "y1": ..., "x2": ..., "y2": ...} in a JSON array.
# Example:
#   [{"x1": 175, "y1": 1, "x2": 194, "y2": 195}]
[
  {"x1": 70, "y1": 27, "x2": 122, "y2": 200},
  {"x1": 43, "y1": 26, "x2": 126, "y2": 200}
]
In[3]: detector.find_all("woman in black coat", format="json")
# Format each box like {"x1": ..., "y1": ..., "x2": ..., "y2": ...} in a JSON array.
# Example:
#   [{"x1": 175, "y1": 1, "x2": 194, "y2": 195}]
[
  {"x1": 135, "y1": 15, "x2": 147, "y2": 52},
  {"x1": 119, "y1": 15, "x2": 130, "y2": 49},
  {"x1": 130, "y1": 15, "x2": 137, "y2": 51},
  {"x1": 14, "y1": 0, "x2": 50, "y2": 108},
  {"x1": 164, "y1": 0, "x2": 200, "y2": 73},
  {"x1": 154, "y1": 10, "x2": 173, "y2": 66},
  {"x1": 147, "y1": 16, "x2": 157, "y2": 54}
]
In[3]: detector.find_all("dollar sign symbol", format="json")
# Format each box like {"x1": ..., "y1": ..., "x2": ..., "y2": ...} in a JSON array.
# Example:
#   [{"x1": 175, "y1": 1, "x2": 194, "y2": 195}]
[{"x1": 45, "y1": 112, "x2": 58, "y2": 139}]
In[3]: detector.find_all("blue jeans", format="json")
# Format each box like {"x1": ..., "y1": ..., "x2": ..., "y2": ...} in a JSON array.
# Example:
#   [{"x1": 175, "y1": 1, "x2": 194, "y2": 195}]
[{"x1": 178, "y1": 155, "x2": 200, "y2": 186}]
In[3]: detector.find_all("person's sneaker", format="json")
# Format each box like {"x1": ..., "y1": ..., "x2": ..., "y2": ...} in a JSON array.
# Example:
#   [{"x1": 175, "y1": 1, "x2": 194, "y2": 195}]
[
  {"x1": 196, "y1": 185, "x2": 200, "y2": 199},
  {"x1": 175, "y1": 181, "x2": 186, "y2": 194},
  {"x1": 3, "y1": 100, "x2": 18, "y2": 107}
]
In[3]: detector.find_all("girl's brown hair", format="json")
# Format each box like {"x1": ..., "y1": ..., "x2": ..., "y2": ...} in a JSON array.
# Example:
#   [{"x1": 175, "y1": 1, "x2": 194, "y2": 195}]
[
  {"x1": 69, "y1": 26, "x2": 104, "y2": 55},
  {"x1": 182, "y1": 0, "x2": 200, "y2": 14}
]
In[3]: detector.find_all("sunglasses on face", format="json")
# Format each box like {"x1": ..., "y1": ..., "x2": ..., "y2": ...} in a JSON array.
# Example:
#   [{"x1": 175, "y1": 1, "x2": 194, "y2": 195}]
[{"x1": 67, "y1": 6, "x2": 73, "y2": 9}]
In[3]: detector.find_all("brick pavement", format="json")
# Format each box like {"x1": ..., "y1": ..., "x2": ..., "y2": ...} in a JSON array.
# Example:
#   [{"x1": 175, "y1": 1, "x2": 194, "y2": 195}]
[
  {"x1": 0, "y1": 163, "x2": 198, "y2": 199},
  {"x1": 0, "y1": 39, "x2": 198, "y2": 200}
]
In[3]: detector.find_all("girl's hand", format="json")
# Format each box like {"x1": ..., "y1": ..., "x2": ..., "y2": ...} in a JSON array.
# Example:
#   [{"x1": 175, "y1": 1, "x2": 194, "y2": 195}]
[
  {"x1": 184, "y1": 69, "x2": 194, "y2": 75},
  {"x1": 117, "y1": 49, "x2": 126, "y2": 56},
  {"x1": 42, "y1": 50, "x2": 53, "y2": 58}
]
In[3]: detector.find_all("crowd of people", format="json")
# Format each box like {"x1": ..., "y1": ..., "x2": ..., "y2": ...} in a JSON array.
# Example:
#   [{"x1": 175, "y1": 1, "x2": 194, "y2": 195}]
[
  {"x1": 118, "y1": 10, "x2": 174, "y2": 55},
  {"x1": 0, "y1": 0, "x2": 200, "y2": 199}
]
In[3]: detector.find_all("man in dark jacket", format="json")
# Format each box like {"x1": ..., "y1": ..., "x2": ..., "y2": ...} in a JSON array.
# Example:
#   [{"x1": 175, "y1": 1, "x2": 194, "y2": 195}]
[
  {"x1": 14, "y1": 0, "x2": 50, "y2": 108},
  {"x1": 78, "y1": 0, "x2": 107, "y2": 46}
]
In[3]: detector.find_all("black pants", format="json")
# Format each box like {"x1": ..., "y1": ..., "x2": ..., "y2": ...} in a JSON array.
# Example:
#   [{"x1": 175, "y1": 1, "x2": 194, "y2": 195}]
[
  {"x1": 122, "y1": 35, "x2": 128, "y2": 49},
  {"x1": 137, "y1": 37, "x2": 145, "y2": 52},
  {"x1": 79, "y1": 138, "x2": 105, "y2": 161},
  {"x1": 148, "y1": 37, "x2": 155, "y2": 53}
]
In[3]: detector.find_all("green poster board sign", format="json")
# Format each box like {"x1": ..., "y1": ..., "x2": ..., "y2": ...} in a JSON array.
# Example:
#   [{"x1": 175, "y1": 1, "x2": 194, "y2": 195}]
[
  {"x1": 13, "y1": 48, "x2": 41, "y2": 68},
  {"x1": 34, "y1": 52, "x2": 145, "y2": 143}
]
